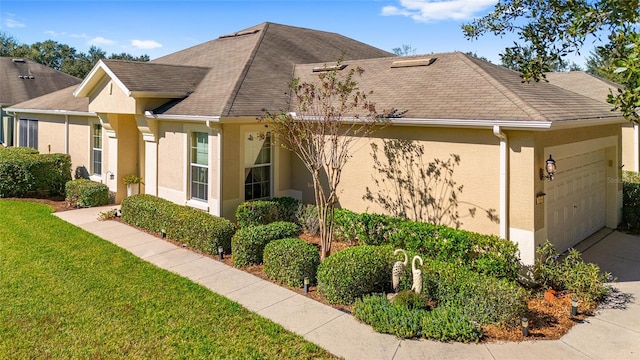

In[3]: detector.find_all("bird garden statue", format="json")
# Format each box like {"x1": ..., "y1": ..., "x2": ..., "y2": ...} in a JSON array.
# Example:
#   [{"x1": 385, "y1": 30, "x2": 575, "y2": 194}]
[
  {"x1": 410, "y1": 255, "x2": 424, "y2": 295},
  {"x1": 392, "y1": 249, "x2": 408, "y2": 293}
]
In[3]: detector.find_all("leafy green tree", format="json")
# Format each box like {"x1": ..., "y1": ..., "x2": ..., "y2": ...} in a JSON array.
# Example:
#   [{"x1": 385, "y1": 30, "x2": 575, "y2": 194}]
[
  {"x1": 0, "y1": 31, "x2": 23, "y2": 57},
  {"x1": 392, "y1": 44, "x2": 417, "y2": 56},
  {"x1": 463, "y1": 0, "x2": 640, "y2": 121}
]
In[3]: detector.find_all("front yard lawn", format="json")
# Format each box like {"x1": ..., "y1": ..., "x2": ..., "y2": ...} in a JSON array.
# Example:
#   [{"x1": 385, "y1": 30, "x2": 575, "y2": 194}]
[{"x1": 0, "y1": 200, "x2": 334, "y2": 359}]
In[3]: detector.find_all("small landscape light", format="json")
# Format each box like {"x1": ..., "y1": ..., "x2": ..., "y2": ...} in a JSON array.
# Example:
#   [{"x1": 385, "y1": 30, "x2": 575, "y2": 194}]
[
  {"x1": 571, "y1": 298, "x2": 578, "y2": 317},
  {"x1": 161, "y1": 229, "x2": 166, "y2": 239},
  {"x1": 521, "y1": 317, "x2": 529, "y2": 337},
  {"x1": 218, "y1": 246, "x2": 224, "y2": 260},
  {"x1": 304, "y1": 277, "x2": 310, "y2": 294}
]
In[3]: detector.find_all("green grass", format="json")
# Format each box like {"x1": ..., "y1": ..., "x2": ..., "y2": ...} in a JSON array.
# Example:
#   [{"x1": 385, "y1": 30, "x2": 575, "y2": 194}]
[{"x1": 0, "y1": 200, "x2": 335, "y2": 359}]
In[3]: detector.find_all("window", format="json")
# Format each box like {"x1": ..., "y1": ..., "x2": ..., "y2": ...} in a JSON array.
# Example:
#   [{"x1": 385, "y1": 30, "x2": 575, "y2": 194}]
[
  {"x1": 18, "y1": 119, "x2": 37, "y2": 149},
  {"x1": 190, "y1": 132, "x2": 208, "y2": 201},
  {"x1": 92, "y1": 124, "x2": 102, "y2": 175},
  {"x1": 244, "y1": 131, "x2": 271, "y2": 200}
]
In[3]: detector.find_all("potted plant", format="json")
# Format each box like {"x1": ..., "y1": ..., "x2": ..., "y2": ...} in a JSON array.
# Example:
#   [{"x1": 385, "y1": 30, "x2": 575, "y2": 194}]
[{"x1": 122, "y1": 174, "x2": 144, "y2": 197}]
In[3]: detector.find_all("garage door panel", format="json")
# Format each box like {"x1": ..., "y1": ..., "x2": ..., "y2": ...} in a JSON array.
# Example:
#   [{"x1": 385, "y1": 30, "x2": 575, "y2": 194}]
[{"x1": 547, "y1": 149, "x2": 606, "y2": 252}]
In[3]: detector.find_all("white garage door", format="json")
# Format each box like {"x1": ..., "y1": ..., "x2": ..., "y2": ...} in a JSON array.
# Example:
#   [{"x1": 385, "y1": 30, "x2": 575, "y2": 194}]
[{"x1": 546, "y1": 149, "x2": 606, "y2": 252}]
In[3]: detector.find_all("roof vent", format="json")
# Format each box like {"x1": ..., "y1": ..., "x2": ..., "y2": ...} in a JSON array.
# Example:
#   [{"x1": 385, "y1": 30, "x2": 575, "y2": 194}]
[
  {"x1": 12, "y1": 58, "x2": 26, "y2": 63},
  {"x1": 312, "y1": 64, "x2": 348, "y2": 73},
  {"x1": 218, "y1": 29, "x2": 260, "y2": 39},
  {"x1": 391, "y1": 58, "x2": 436, "y2": 68}
]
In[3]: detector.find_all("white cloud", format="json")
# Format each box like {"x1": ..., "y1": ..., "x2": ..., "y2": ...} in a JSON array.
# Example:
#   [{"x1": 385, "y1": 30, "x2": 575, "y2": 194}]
[
  {"x1": 5, "y1": 18, "x2": 25, "y2": 28},
  {"x1": 70, "y1": 33, "x2": 90, "y2": 39},
  {"x1": 89, "y1": 37, "x2": 115, "y2": 46},
  {"x1": 130, "y1": 39, "x2": 162, "y2": 50},
  {"x1": 382, "y1": 0, "x2": 497, "y2": 22},
  {"x1": 45, "y1": 30, "x2": 65, "y2": 37}
]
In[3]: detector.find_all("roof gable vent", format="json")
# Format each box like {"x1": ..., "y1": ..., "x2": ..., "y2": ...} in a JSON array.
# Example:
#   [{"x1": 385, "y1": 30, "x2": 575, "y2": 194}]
[{"x1": 391, "y1": 58, "x2": 436, "y2": 68}]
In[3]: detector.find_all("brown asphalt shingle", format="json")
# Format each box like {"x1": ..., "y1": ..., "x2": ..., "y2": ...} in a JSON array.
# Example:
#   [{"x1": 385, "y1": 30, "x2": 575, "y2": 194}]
[
  {"x1": 545, "y1": 71, "x2": 622, "y2": 104},
  {"x1": 0, "y1": 57, "x2": 81, "y2": 106},
  {"x1": 292, "y1": 53, "x2": 621, "y2": 122}
]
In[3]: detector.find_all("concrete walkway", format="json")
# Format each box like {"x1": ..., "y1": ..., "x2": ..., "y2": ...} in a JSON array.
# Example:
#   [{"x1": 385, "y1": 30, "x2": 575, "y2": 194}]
[{"x1": 54, "y1": 207, "x2": 640, "y2": 360}]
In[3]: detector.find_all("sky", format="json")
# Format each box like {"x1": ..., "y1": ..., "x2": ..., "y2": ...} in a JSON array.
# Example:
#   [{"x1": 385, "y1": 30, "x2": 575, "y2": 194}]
[{"x1": 1, "y1": 0, "x2": 592, "y2": 66}]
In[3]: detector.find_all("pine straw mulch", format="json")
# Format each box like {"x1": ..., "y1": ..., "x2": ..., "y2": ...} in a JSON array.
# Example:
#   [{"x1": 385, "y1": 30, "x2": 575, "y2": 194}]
[{"x1": 29, "y1": 197, "x2": 599, "y2": 343}]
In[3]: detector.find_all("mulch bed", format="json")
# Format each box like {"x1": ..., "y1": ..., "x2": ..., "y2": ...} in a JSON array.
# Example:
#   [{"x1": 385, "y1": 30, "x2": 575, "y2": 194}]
[{"x1": 28, "y1": 197, "x2": 598, "y2": 343}]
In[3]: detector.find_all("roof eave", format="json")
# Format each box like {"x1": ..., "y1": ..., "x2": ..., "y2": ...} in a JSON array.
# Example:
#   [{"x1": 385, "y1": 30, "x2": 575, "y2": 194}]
[
  {"x1": 4, "y1": 107, "x2": 95, "y2": 117},
  {"x1": 130, "y1": 91, "x2": 189, "y2": 98},
  {"x1": 144, "y1": 111, "x2": 221, "y2": 123},
  {"x1": 73, "y1": 60, "x2": 131, "y2": 98}
]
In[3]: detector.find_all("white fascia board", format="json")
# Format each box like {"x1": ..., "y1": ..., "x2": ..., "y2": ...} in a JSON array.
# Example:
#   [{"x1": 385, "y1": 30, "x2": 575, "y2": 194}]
[
  {"x1": 130, "y1": 91, "x2": 188, "y2": 98},
  {"x1": 144, "y1": 112, "x2": 221, "y2": 123},
  {"x1": 73, "y1": 60, "x2": 130, "y2": 98},
  {"x1": 4, "y1": 107, "x2": 95, "y2": 117}
]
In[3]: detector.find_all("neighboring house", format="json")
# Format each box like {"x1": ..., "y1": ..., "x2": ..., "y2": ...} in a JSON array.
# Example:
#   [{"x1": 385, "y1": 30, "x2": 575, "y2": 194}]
[
  {"x1": 546, "y1": 71, "x2": 639, "y2": 172},
  {"x1": 6, "y1": 23, "x2": 625, "y2": 265},
  {"x1": 0, "y1": 57, "x2": 81, "y2": 146}
]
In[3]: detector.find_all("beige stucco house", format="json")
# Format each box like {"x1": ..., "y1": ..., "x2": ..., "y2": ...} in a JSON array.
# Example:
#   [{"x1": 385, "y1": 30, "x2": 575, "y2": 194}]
[{"x1": 6, "y1": 23, "x2": 625, "y2": 265}]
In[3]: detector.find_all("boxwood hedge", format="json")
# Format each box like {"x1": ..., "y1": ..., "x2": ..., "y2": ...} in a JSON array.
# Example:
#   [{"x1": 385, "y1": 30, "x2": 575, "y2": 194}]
[
  {"x1": 231, "y1": 221, "x2": 301, "y2": 267},
  {"x1": 121, "y1": 194, "x2": 235, "y2": 255},
  {"x1": 235, "y1": 197, "x2": 301, "y2": 227},
  {"x1": 0, "y1": 147, "x2": 71, "y2": 198},
  {"x1": 65, "y1": 179, "x2": 110, "y2": 207},
  {"x1": 263, "y1": 238, "x2": 319, "y2": 287}
]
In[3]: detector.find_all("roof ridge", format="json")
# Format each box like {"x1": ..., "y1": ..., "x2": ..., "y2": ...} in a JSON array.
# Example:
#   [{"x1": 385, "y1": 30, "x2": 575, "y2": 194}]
[
  {"x1": 455, "y1": 52, "x2": 547, "y2": 121},
  {"x1": 220, "y1": 22, "x2": 270, "y2": 116}
]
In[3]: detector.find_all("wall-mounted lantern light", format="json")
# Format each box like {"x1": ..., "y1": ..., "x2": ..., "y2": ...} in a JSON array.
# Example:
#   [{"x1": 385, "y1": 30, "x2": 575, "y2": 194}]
[
  {"x1": 106, "y1": 171, "x2": 115, "y2": 181},
  {"x1": 540, "y1": 155, "x2": 556, "y2": 181}
]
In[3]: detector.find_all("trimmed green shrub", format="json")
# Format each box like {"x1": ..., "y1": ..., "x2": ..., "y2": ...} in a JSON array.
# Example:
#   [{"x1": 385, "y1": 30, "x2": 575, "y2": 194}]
[
  {"x1": 388, "y1": 220, "x2": 520, "y2": 280},
  {"x1": 235, "y1": 200, "x2": 279, "y2": 227},
  {"x1": 121, "y1": 194, "x2": 235, "y2": 254},
  {"x1": 0, "y1": 147, "x2": 71, "y2": 198},
  {"x1": 332, "y1": 208, "x2": 360, "y2": 244},
  {"x1": 65, "y1": 179, "x2": 110, "y2": 207},
  {"x1": 420, "y1": 306, "x2": 483, "y2": 343},
  {"x1": 356, "y1": 212, "x2": 402, "y2": 245},
  {"x1": 272, "y1": 197, "x2": 301, "y2": 223},
  {"x1": 317, "y1": 245, "x2": 394, "y2": 304},
  {"x1": 231, "y1": 221, "x2": 301, "y2": 267},
  {"x1": 534, "y1": 240, "x2": 613, "y2": 305},
  {"x1": 235, "y1": 197, "x2": 301, "y2": 227},
  {"x1": 296, "y1": 203, "x2": 320, "y2": 235},
  {"x1": 263, "y1": 238, "x2": 319, "y2": 287}
]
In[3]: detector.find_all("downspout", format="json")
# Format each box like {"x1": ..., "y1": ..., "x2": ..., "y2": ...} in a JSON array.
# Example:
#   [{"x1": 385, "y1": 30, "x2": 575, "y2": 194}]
[
  {"x1": 634, "y1": 124, "x2": 639, "y2": 172},
  {"x1": 6, "y1": 110, "x2": 16, "y2": 146},
  {"x1": 64, "y1": 114, "x2": 69, "y2": 154},
  {"x1": 206, "y1": 120, "x2": 223, "y2": 217},
  {"x1": 493, "y1": 125, "x2": 509, "y2": 240}
]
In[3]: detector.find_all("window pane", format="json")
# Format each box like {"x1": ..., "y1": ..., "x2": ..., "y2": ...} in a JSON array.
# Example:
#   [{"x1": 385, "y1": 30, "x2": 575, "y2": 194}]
[
  {"x1": 93, "y1": 149, "x2": 102, "y2": 175},
  {"x1": 191, "y1": 166, "x2": 208, "y2": 200},
  {"x1": 191, "y1": 132, "x2": 208, "y2": 166}
]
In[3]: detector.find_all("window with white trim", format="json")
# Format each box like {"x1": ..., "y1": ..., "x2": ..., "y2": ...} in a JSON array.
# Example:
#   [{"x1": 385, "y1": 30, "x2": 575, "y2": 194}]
[
  {"x1": 92, "y1": 124, "x2": 102, "y2": 175},
  {"x1": 244, "y1": 131, "x2": 271, "y2": 200},
  {"x1": 18, "y1": 118, "x2": 37, "y2": 149},
  {"x1": 190, "y1": 132, "x2": 208, "y2": 201}
]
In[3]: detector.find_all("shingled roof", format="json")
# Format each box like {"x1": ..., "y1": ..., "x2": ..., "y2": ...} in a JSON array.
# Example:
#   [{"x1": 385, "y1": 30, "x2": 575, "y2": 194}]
[
  {"x1": 292, "y1": 52, "x2": 623, "y2": 123},
  {"x1": 0, "y1": 57, "x2": 81, "y2": 106},
  {"x1": 7, "y1": 85, "x2": 88, "y2": 113},
  {"x1": 545, "y1": 71, "x2": 622, "y2": 104}
]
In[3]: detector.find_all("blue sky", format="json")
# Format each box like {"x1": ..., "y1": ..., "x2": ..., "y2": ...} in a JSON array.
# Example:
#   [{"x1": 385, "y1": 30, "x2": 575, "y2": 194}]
[{"x1": 1, "y1": 0, "x2": 590, "y2": 65}]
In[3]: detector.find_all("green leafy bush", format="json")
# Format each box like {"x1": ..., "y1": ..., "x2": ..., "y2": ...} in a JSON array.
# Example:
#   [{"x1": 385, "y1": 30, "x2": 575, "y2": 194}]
[
  {"x1": 353, "y1": 294, "x2": 482, "y2": 342},
  {"x1": 353, "y1": 294, "x2": 423, "y2": 338},
  {"x1": 332, "y1": 208, "x2": 360, "y2": 244},
  {"x1": 534, "y1": 240, "x2": 613, "y2": 305},
  {"x1": 121, "y1": 194, "x2": 235, "y2": 254},
  {"x1": 317, "y1": 245, "x2": 393, "y2": 304},
  {"x1": 0, "y1": 147, "x2": 71, "y2": 198},
  {"x1": 263, "y1": 238, "x2": 319, "y2": 287},
  {"x1": 235, "y1": 197, "x2": 301, "y2": 227},
  {"x1": 412, "y1": 259, "x2": 527, "y2": 326},
  {"x1": 296, "y1": 204, "x2": 320, "y2": 235},
  {"x1": 420, "y1": 306, "x2": 483, "y2": 343},
  {"x1": 235, "y1": 200, "x2": 279, "y2": 228},
  {"x1": 621, "y1": 171, "x2": 640, "y2": 231},
  {"x1": 356, "y1": 212, "x2": 402, "y2": 245},
  {"x1": 231, "y1": 221, "x2": 301, "y2": 267},
  {"x1": 65, "y1": 179, "x2": 110, "y2": 207},
  {"x1": 389, "y1": 220, "x2": 520, "y2": 280}
]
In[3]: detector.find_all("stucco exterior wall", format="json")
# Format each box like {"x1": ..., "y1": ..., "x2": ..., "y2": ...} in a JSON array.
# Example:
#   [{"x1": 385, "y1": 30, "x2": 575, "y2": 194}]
[
  {"x1": 157, "y1": 121, "x2": 185, "y2": 193},
  {"x1": 290, "y1": 125, "x2": 502, "y2": 236},
  {"x1": 621, "y1": 123, "x2": 637, "y2": 172},
  {"x1": 88, "y1": 78, "x2": 136, "y2": 114}
]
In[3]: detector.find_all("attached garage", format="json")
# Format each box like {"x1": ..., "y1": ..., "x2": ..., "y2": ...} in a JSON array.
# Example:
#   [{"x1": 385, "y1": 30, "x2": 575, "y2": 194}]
[{"x1": 544, "y1": 136, "x2": 618, "y2": 253}]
